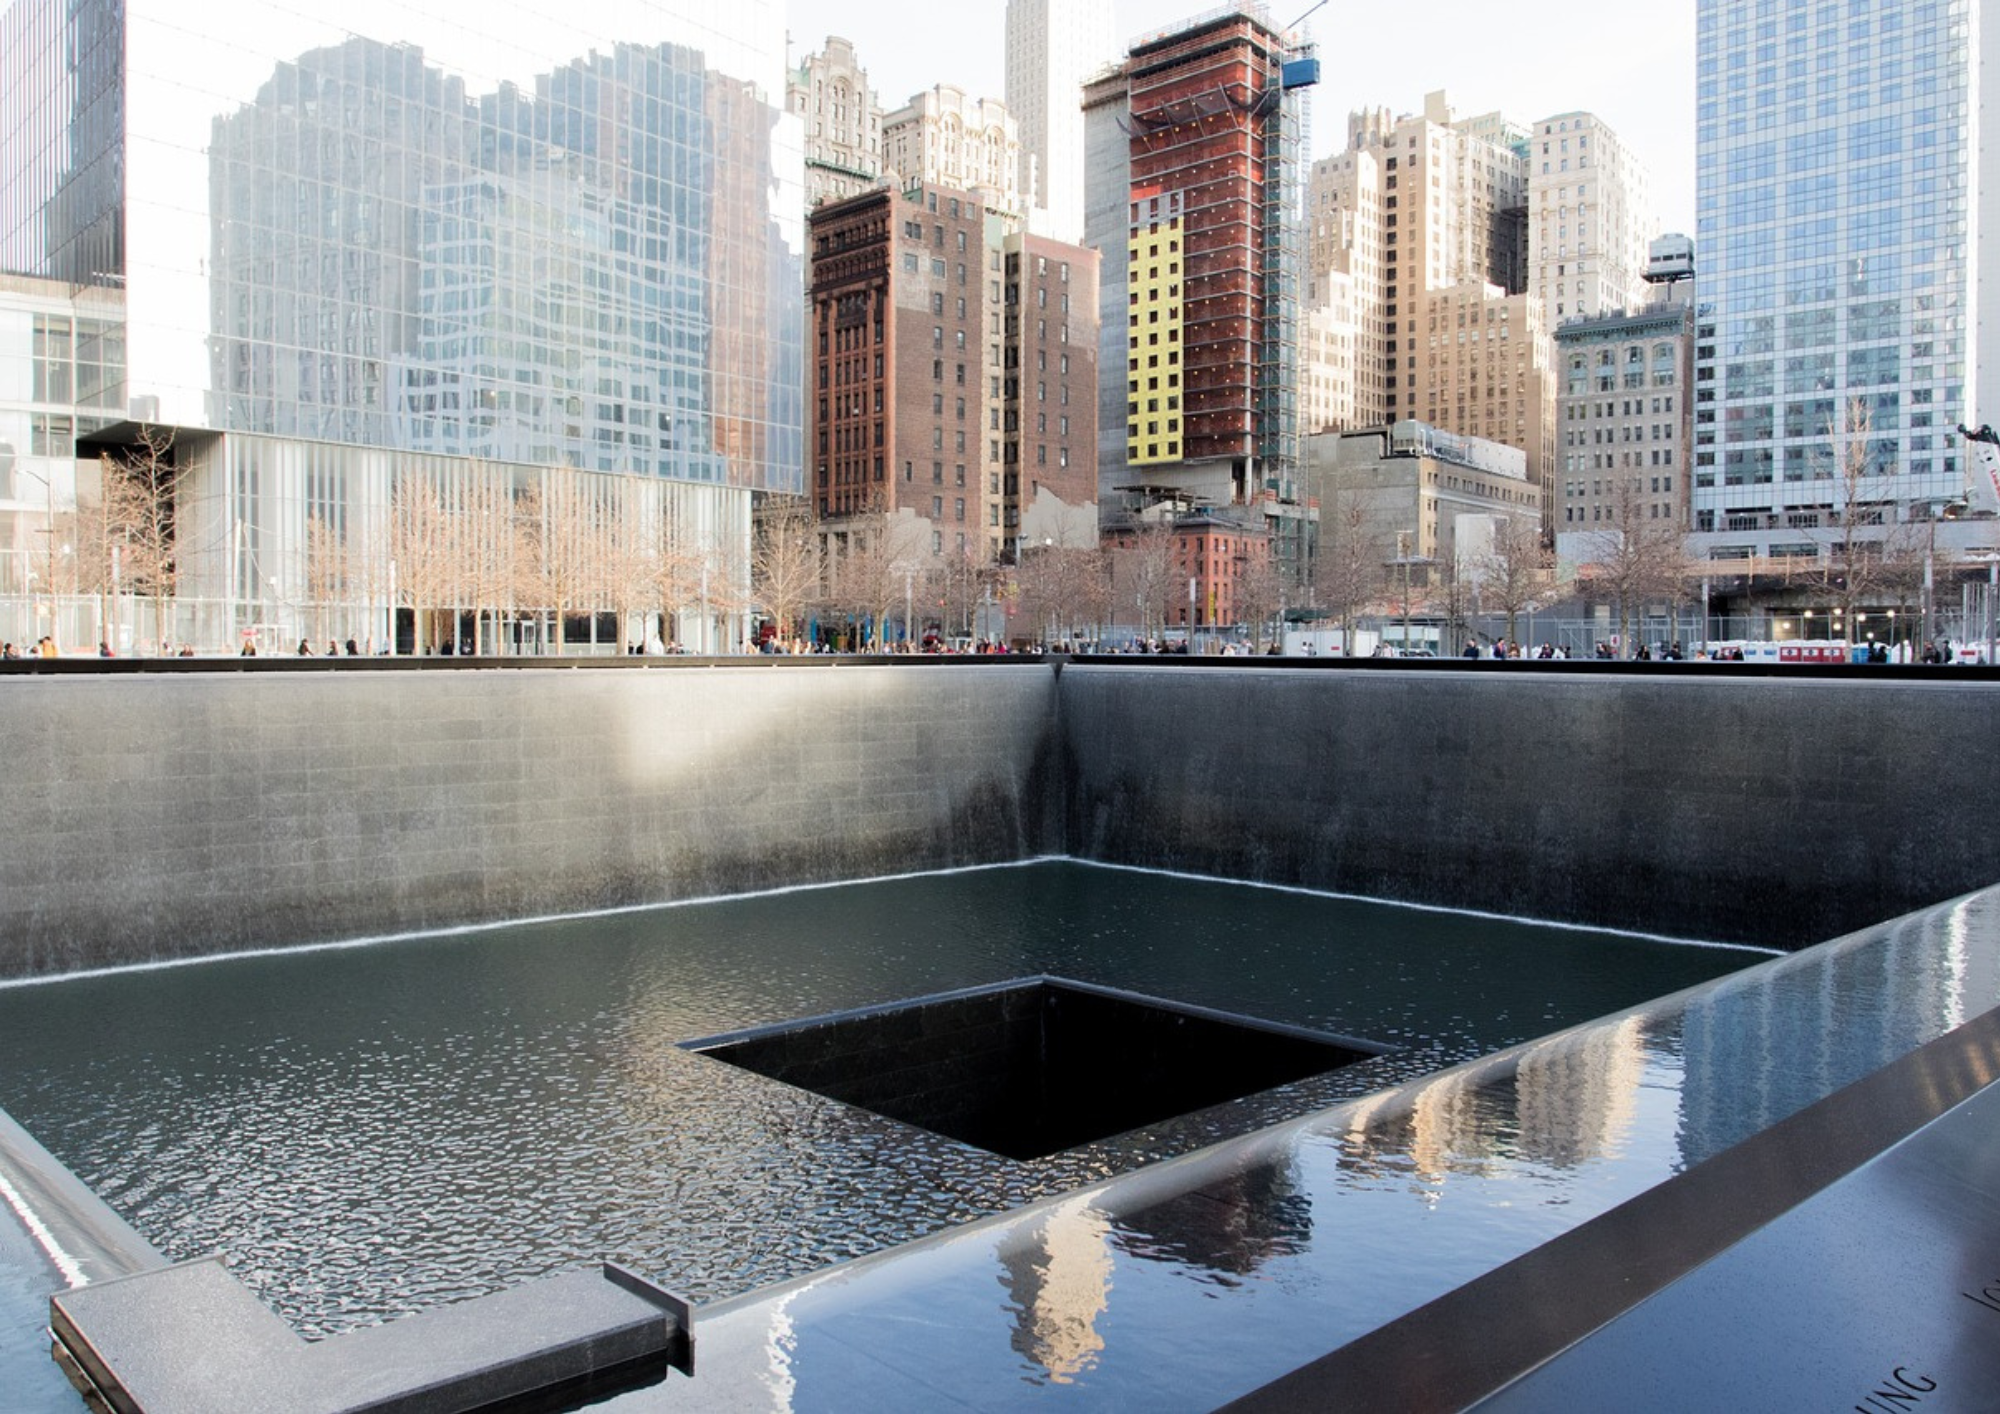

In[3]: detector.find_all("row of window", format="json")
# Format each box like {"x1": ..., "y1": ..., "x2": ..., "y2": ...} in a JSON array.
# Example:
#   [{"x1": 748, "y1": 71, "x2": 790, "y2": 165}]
[
  {"x1": 1563, "y1": 500, "x2": 1677, "y2": 522},
  {"x1": 1570, "y1": 448, "x2": 1680, "y2": 472},
  {"x1": 1566, "y1": 394, "x2": 1681, "y2": 418},
  {"x1": 1567, "y1": 422, "x2": 1678, "y2": 447}
]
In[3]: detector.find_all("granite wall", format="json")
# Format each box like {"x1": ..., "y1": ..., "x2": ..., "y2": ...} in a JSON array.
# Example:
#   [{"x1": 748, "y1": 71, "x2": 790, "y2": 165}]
[
  {"x1": 1059, "y1": 664, "x2": 2000, "y2": 949},
  {"x1": 0, "y1": 665, "x2": 1062, "y2": 978},
  {"x1": 2, "y1": 660, "x2": 1996, "y2": 978}
]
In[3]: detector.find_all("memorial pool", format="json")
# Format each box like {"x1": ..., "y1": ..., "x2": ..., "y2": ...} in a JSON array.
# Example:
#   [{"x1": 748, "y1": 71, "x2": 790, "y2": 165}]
[{"x1": 0, "y1": 860, "x2": 1761, "y2": 1351}]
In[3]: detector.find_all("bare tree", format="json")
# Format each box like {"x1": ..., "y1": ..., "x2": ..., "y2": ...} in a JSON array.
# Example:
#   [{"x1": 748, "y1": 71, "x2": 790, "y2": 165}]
[
  {"x1": 822, "y1": 510, "x2": 927, "y2": 650},
  {"x1": 1311, "y1": 495, "x2": 1378, "y2": 646},
  {"x1": 1431, "y1": 553, "x2": 1474, "y2": 656},
  {"x1": 654, "y1": 509, "x2": 714, "y2": 651},
  {"x1": 459, "y1": 471, "x2": 525, "y2": 656},
  {"x1": 700, "y1": 529, "x2": 755, "y2": 653},
  {"x1": 1580, "y1": 477, "x2": 1689, "y2": 657},
  {"x1": 1014, "y1": 543, "x2": 1107, "y2": 648},
  {"x1": 597, "y1": 483, "x2": 656, "y2": 653},
  {"x1": 71, "y1": 428, "x2": 182, "y2": 651},
  {"x1": 1064, "y1": 546, "x2": 1114, "y2": 645},
  {"x1": 389, "y1": 472, "x2": 459, "y2": 654},
  {"x1": 934, "y1": 541, "x2": 989, "y2": 645},
  {"x1": 1867, "y1": 532, "x2": 1934, "y2": 655},
  {"x1": 1799, "y1": 397, "x2": 1931, "y2": 643},
  {"x1": 62, "y1": 499, "x2": 111, "y2": 649},
  {"x1": 304, "y1": 513, "x2": 351, "y2": 647},
  {"x1": 1012, "y1": 546, "x2": 1061, "y2": 647},
  {"x1": 835, "y1": 511, "x2": 932, "y2": 649},
  {"x1": 1234, "y1": 544, "x2": 1284, "y2": 651},
  {"x1": 752, "y1": 496, "x2": 823, "y2": 650},
  {"x1": 517, "y1": 463, "x2": 611, "y2": 655},
  {"x1": 1109, "y1": 516, "x2": 1179, "y2": 643},
  {"x1": 1474, "y1": 515, "x2": 1555, "y2": 651}
]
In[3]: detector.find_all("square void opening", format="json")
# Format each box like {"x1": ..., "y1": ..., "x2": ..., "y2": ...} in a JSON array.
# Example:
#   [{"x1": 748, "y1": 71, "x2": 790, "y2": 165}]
[{"x1": 681, "y1": 976, "x2": 1391, "y2": 1161}]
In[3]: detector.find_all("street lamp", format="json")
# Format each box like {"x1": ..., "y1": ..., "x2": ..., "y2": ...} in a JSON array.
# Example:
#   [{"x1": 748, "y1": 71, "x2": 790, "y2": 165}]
[
  {"x1": 1976, "y1": 556, "x2": 1992, "y2": 668},
  {"x1": 1921, "y1": 498, "x2": 1966, "y2": 658},
  {"x1": 1395, "y1": 530, "x2": 1413, "y2": 656}
]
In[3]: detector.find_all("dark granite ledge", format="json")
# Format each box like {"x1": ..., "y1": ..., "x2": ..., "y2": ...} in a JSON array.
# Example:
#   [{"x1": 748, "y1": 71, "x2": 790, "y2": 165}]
[
  {"x1": 50, "y1": 1257, "x2": 692, "y2": 1414},
  {"x1": 1225, "y1": 1000, "x2": 2000, "y2": 1412}
]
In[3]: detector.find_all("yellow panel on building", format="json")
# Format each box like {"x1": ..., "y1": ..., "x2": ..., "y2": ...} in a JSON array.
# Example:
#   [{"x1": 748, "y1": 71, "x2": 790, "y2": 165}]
[{"x1": 1125, "y1": 216, "x2": 1183, "y2": 466}]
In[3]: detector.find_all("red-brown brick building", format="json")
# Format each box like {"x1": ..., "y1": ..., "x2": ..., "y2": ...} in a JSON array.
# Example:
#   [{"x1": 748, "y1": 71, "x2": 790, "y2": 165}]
[{"x1": 810, "y1": 182, "x2": 1096, "y2": 564}]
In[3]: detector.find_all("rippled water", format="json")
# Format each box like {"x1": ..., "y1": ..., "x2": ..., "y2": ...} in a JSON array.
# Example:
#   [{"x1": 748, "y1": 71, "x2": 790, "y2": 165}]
[{"x1": 0, "y1": 862, "x2": 1760, "y2": 1338}]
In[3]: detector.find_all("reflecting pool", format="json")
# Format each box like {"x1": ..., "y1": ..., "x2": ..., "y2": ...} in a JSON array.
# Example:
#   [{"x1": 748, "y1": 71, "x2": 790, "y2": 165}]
[{"x1": 0, "y1": 861, "x2": 1761, "y2": 1344}]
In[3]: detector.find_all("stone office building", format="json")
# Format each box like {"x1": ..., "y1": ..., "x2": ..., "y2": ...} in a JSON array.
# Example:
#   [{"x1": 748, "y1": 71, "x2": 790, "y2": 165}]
[
  {"x1": 1553, "y1": 293, "x2": 1696, "y2": 561},
  {"x1": 808, "y1": 181, "x2": 1096, "y2": 565},
  {"x1": 1306, "y1": 420, "x2": 1540, "y2": 587}
]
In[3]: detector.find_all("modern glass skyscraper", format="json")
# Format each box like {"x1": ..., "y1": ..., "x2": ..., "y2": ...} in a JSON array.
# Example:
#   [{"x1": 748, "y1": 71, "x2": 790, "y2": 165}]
[
  {"x1": 1, "y1": 0, "x2": 803, "y2": 490},
  {"x1": 1692, "y1": 0, "x2": 1980, "y2": 544},
  {"x1": 0, "y1": 0, "x2": 802, "y2": 650}
]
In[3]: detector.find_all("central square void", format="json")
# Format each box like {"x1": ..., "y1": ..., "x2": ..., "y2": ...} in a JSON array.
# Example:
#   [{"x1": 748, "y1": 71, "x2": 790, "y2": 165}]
[{"x1": 682, "y1": 976, "x2": 1391, "y2": 1161}]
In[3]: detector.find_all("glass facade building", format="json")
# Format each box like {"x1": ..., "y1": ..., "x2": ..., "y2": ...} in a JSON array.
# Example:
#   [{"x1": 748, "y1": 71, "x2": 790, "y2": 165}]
[
  {"x1": 1692, "y1": 0, "x2": 1980, "y2": 543},
  {"x1": 0, "y1": 275, "x2": 125, "y2": 648},
  {"x1": 0, "y1": 0, "x2": 802, "y2": 648}
]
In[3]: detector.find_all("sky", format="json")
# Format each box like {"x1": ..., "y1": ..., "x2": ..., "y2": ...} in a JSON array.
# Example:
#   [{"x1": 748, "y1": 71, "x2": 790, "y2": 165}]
[{"x1": 784, "y1": 0, "x2": 1698, "y2": 230}]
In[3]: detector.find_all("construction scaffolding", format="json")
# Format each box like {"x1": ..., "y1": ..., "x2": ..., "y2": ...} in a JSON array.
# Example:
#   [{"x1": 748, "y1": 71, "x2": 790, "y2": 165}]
[{"x1": 1119, "y1": 3, "x2": 1319, "y2": 584}]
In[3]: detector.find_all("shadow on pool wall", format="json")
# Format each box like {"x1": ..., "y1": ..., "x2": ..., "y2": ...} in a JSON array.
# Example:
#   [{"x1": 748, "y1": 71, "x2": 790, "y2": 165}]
[
  {"x1": 0, "y1": 664, "x2": 1067, "y2": 978},
  {"x1": 0, "y1": 656, "x2": 1997, "y2": 978}
]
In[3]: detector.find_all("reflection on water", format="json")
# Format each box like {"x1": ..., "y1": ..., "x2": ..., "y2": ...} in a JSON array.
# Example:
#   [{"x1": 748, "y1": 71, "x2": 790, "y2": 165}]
[
  {"x1": 1001, "y1": 1195, "x2": 1113, "y2": 1384},
  {"x1": 1110, "y1": 1159, "x2": 1314, "y2": 1281},
  {"x1": 1677, "y1": 892, "x2": 2000, "y2": 1167},
  {"x1": 560, "y1": 887, "x2": 2000, "y2": 1411},
  {"x1": 0, "y1": 862, "x2": 1759, "y2": 1339}
]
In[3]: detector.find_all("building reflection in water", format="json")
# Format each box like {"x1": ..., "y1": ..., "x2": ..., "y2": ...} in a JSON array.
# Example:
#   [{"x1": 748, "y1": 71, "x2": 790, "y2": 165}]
[
  {"x1": 1323, "y1": 891, "x2": 2000, "y2": 1191},
  {"x1": 1674, "y1": 893, "x2": 2000, "y2": 1168},
  {"x1": 1328, "y1": 1013, "x2": 1654, "y2": 1195},
  {"x1": 999, "y1": 1194, "x2": 1113, "y2": 1384},
  {"x1": 604, "y1": 889, "x2": 2000, "y2": 1406},
  {"x1": 999, "y1": 1156, "x2": 1317, "y2": 1384},
  {"x1": 1110, "y1": 1156, "x2": 1314, "y2": 1283}
]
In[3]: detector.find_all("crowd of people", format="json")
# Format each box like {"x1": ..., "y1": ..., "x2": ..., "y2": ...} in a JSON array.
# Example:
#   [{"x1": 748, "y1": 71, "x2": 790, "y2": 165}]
[{"x1": 1, "y1": 631, "x2": 1975, "y2": 665}]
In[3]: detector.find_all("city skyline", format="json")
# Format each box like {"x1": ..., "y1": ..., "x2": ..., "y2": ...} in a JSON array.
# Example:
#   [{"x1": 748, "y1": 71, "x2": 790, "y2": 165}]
[{"x1": 784, "y1": 0, "x2": 1699, "y2": 229}]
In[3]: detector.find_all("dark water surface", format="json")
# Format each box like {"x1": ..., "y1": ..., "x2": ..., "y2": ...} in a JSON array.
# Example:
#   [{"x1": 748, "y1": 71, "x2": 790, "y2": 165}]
[{"x1": 0, "y1": 861, "x2": 1760, "y2": 1339}]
